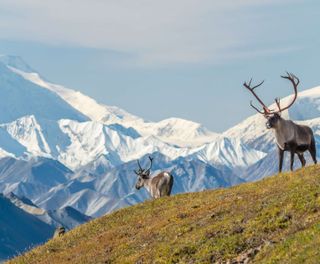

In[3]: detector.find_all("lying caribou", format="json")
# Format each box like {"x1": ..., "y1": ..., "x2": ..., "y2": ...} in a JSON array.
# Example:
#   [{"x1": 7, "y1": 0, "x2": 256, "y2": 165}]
[
  {"x1": 134, "y1": 156, "x2": 174, "y2": 198},
  {"x1": 244, "y1": 72, "x2": 317, "y2": 173}
]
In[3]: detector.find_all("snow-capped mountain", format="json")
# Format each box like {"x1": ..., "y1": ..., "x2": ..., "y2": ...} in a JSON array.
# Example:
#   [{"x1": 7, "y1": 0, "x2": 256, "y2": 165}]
[
  {"x1": 0, "y1": 58, "x2": 88, "y2": 124},
  {"x1": 0, "y1": 114, "x2": 262, "y2": 170},
  {"x1": 0, "y1": 56, "x2": 235, "y2": 170},
  {"x1": 10, "y1": 65, "x2": 217, "y2": 147},
  {"x1": 131, "y1": 118, "x2": 219, "y2": 147},
  {"x1": 188, "y1": 136, "x2": 266, "y2": 168},
  {"x1": 8, "y1": 66, "x2": 141, "y2": 125},
  {"x1": 0, "y1": 115, "x2": 161, "y2": 168}
]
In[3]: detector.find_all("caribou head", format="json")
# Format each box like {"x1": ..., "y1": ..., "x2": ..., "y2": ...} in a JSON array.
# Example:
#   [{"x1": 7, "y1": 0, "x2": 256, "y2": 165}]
[
  {"x1": 243, "y1": 72, "x2": 299, "y2": 130},
  {"x1": 134, "y1": 156, "x2": 153, "y2": 190}
]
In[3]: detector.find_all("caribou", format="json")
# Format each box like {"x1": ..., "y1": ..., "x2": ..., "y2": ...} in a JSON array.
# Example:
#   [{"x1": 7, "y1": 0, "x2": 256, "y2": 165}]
[
  {"x1": 134, "y1": 156, "x2": 174, "y2": 198},
  {"x1": 244, "y1": 72, "x2": 317, "y2": 173}
]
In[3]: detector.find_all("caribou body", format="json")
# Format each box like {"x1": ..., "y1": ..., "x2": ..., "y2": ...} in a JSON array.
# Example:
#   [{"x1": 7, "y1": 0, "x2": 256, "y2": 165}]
[
  {"x1": 244, "y1": 72, "x2": 317, "y2": 172},
  {"x1": 134, "y1": 156, "x2": 174, "y2": 198}
]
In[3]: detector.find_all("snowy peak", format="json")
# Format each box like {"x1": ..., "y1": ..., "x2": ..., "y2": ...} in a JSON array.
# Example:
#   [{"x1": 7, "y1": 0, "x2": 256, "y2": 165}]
[
  {"x1": 190, "y1": 136, "x2": 266, "y2": 168},
  {"x1": 135, "y1": 117, "x2": 219, "y2": 147},
  {"x1": 0, "y1": 55, "x2": 35, "y2": 73},
  {"x1": 0, "y1": 62, "x2": 88, "y2": 123},
  {"x1": 0, "y1": 114, "x2": 263, "y2": 171},
  {"x1": 1, "y1": 115, "x2": 51, "y2": 156},
  {"x1": 9, "y1": 66, "x2": 141, "y2": 125},
  {"x1": 0, "y1": 114, "x2": 215, "y2": 170},
  {"x1": 9, "y1": 62, "x2": 218, "y2": 147}
]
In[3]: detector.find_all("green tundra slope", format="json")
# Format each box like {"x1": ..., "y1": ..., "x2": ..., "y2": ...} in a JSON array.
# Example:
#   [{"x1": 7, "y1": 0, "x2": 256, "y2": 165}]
[{"x1": 9, "y1": 165, "x2": 320, "y2": 264}]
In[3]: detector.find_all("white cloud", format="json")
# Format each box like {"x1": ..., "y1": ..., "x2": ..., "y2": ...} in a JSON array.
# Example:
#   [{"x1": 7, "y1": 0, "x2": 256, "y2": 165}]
[{"x1": 0, "y1": 0, "x2": 302, "y2": 65}]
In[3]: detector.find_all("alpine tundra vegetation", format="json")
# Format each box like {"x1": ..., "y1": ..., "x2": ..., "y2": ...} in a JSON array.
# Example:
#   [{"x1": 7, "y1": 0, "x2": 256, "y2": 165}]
[{"x1": 9, "y1": 165, "x2": 320, "y2": 264}]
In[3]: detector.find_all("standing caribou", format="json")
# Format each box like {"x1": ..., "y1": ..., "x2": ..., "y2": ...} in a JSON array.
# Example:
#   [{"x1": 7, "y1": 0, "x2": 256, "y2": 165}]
[
  {"x1": 244, "y1": 72, "x2": 317, "y2": 173},
  {"x1": 134, "y1": 156, "x2": 174, "y2": 198}
]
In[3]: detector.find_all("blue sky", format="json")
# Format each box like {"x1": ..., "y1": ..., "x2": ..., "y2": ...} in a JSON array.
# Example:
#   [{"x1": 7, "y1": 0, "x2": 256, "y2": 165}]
[{"x1": 0, "y1": 0, "x2": 319, "y2": 132}]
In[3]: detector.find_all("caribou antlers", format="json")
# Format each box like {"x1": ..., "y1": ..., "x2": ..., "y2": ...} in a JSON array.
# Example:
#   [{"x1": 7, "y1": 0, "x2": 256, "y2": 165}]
[
  {"x1": 276, "y1": 72, "x2": 299, "y2": 113},
  {"x1": 244, "y1": 72, "x2": 299, "y2": 115},
  {"x1": 134, "y1": 156, "x2": 153, "y2": 176},
  {"x1": 243, "y1": 79, "x2": 271, "y2": 115},
  {"x1": 145, "y1": 156, "x2": 153, "y2": 175},
  {"x1": 134, "y1": 159, "x2": 143, "y2": 175}
]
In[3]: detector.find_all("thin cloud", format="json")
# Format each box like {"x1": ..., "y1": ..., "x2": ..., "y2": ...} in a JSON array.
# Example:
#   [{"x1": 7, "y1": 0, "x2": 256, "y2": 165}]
[{"x1": 0, "y1": 0, "x2": 304, "y2": 65}]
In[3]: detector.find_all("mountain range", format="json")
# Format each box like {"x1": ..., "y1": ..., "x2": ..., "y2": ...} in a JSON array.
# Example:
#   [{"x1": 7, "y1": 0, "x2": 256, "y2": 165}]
[{"x1": 0, "y1": 54, "x2": 319, "y2": 261}]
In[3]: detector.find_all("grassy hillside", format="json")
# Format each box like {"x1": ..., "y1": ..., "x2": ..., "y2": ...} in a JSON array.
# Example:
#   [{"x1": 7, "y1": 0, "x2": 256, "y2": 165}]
[{"x1": 9, "y1": 165, "x2": 320, "y2": 264}]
